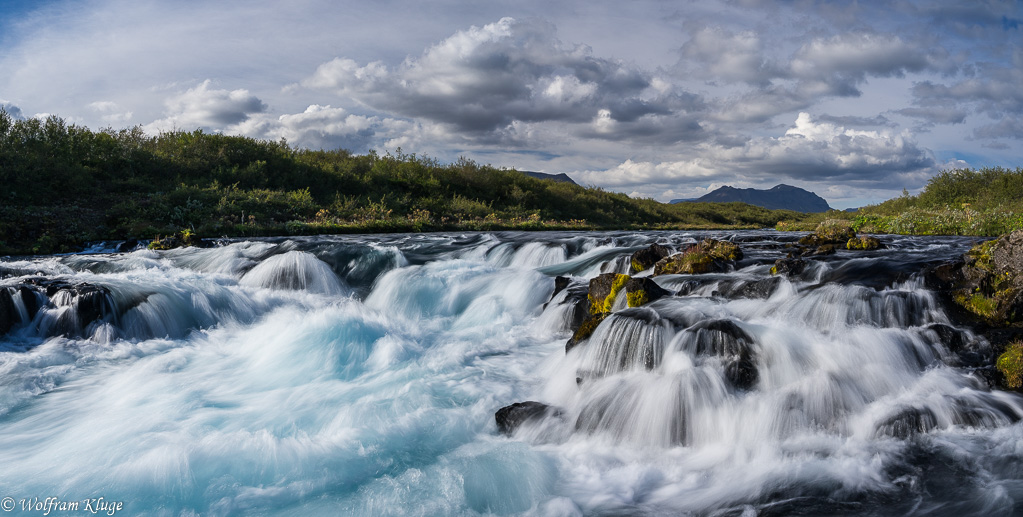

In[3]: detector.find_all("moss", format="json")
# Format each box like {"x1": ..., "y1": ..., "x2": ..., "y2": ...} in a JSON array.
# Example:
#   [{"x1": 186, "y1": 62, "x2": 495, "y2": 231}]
[
  {"x1": 627, "y1": 289, "x2": 648, "y2": 307},
  {"x1": 631, "y1": 258, "x2": 646, "y2": 273},
  {"x1": 846, "y1": 236, "x2": 881, "y2": 250},
  {"x1": 966, "y1": 239, "x2": 999, "y2": 271},
  {"x1": 954, "y1": 292, "x2": 999, "y2": 320},
  {"x1": 572, "y1": 313, "x2": 608, "y2": 343},
  {"x1": 770, "y1": 265, "x2": 778, "y2": 275},
  {"x1": 996, "y1": 341, "x2": 1023, "y2": 389},
  {"x1": 588, "y1": 273, "x2": 629, "y2": 315}
]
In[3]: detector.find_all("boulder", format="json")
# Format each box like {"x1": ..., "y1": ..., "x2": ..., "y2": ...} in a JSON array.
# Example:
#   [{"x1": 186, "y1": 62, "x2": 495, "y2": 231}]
[
  {"x1": 624, "y1": 277, "x2": 672, "y2": 308},
  {"x1": 943, "y1": 231, "x2": 1023, "y2": 325},
  {"x1": 630, "y1": 243, "x2": 670, "y2": 273},
  {"x1": 566, "y1": 313, "x2": 607, "y2": 353},
  {"x1": 495, "y1": 401, "x2": 560, "y2": 435},
  {"x1": 847, "y1": 235, "x2": 884, "y2": 250},
  {"x1": 587, "y1": 273, "x2": 630, "y2": 315},
  {"x1": 771, "y1": 258, "x2": 807, "y2": 277},
  {"x1": 0, "y1": 288, "x2": 17, "y2": 335},
  {"x1": 653, "y1": 239, "x2": 742, "y2": 276},
  {"x1": 798, "y1": 219, "x2": 856, "y2": 247}
]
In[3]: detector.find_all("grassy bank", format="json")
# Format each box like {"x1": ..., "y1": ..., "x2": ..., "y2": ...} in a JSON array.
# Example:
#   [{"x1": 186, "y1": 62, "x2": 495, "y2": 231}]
[
  {"x1": 0, "y1": 112, "x2": 808, "y2": 255},
  {"x1": 777, "y1": 167, "x2": 1023, "y2": 237}
]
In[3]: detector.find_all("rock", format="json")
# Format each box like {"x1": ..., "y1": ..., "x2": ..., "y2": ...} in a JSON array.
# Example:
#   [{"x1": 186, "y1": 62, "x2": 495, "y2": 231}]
[
  {"x1": 630, "y1": 243, "x2": 670, "y2": 273},
  {"x1": 653, "y1": 239, "x2": 742, "y2": 276},
  {"x1": 771, "y1": 258, "x2": 807, "y2": 277},
  {"x1": 624, "y1": 277, "x2": 672, "y2": 308},
  {"x1": 0, "y1": 288, "x2": 17, "y2": 335},
  {"x1": 941, "y1": 231, "x2": 1023, "y2": 325},
  {"x1": 996, "y1": 341, "x2": 1023, "y2": 390},
  {"x1": 847, "y1": 235, "x2": 883, "y2": 250},
  {"x1": 20, "y1": 279, "x2": 114, "y2": 337},
  {"x1": 566, "y1": 313, "x2": 607, "y2": 352},
  {"x1": 874, "y1": 407, "x2": 938, "y2": 439},
  {"x1": 117, "y1": 239, "x2": 140, "y2": 253},
  {"x1": 495, "y1": 401, "x2": 560, "y2": 435},
  {"x1": 812, "y1": 244, "x2": 836, "y2": 256},
  {"x1": 797, "y1": 219, "x2": 856, "y2": 247},
  {"x1": 715, "y1": 276, "x2": 782, "y2": 299},
  {"x1": 587, "y1": 273, "x2": 630, "y2": 315},
  {"x1": 680, "y1": 319, "x2": 758, "y2": 390}
]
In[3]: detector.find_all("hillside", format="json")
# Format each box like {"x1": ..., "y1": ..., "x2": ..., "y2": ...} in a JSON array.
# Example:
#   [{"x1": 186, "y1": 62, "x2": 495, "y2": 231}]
[
  {"x1": 0, "y1": 112, "x2": 809, "y2": 254},
  {"x1": 672, "y1": 184, "x2": 832, "y2": 212}
]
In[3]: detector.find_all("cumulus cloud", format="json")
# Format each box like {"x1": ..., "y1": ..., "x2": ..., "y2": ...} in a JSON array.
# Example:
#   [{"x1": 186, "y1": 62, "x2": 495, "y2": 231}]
[
  {"x1": 303, "y1": 17, "x2": 704, "y2": 145},
  {"x1": 680, "y1": 26, "x2": 776, "y2": 85},
  {"x1": 0, "y1": 100, "x2": 24, "y2": 119},
  {"x1": 580, "y1": 112, "x2": 935, "y2": 193},
  {"x1": 234, "y1": 104, "x2": 415, "y2": 151},
  {"x1": 147, "y1": 80, "x2": 266, "y2": 132}
]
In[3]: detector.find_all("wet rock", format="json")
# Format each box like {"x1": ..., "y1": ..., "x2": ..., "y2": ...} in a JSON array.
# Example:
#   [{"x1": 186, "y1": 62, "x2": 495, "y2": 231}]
[
  {"x1": 19, "y1": 279, "x2": 114, "y2": 337},
  {"x1": 874, "y1": 407, "x2": 938, "y2": 439},
  {"x1": 116, "y1": 239, "x2": 140, "y2": 253},
  {"x1": 566, "y1": 313, "x2": 607, "y2": 353},
  {"x1": 653, "y1": 239, "x2": 742, "y2": 276},
  {"x1": 771, "y1": 258, "x2": 806, "y2": 277},
  {"x1": 587, "y1": 273, "x2": 630, "y2": 315},
  {"x1": 624, "y1": 277, "x2": 672, "y2": 308},
  {"x1": 932, "y1": 230, "x2": 1023, "y2": 325},
  {"x1": 681, "y1": 319, "x2": 758, "y2": 390},
  {"x1": 798, "y1": 220, "x2": 856, "y2": 247},
  {"x1": 0, "y1": 288, "x2": 17, "y2": 334},
  {"x1": 630, "y1": 243, "x2": 670, "y2": 273},
  {"x1": 847, "y1": 235, "x2": 884, "y2": 250},
  {"x1": 495, "y1": 401, "x2": 560, "y2": 435},
  {"x1": 922, "y1": 323, "x2": 988, "y2": 367},
  {"x1": 715, "y1": 276, "x2": 782, "y2": 299}
]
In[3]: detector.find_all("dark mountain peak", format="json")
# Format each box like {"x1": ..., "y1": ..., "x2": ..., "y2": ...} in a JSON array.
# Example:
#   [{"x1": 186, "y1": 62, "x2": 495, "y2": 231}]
[
  {"x1": 519, "y1": 171, "x2": 578, "y2": 185},
  {"x1": 670, "y1": 184, "x2": 832, "y2": 213}
]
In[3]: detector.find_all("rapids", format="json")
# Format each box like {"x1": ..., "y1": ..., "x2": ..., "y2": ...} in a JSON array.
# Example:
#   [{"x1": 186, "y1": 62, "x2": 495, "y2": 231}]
[{"x1": 1, "y1": 231, "x2": 1022, "y2": 516}]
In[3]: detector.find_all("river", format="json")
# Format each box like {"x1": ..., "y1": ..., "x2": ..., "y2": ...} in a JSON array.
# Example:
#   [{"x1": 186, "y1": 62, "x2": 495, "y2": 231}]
[{"x1": 1, "y1": 231, "x2": 1021, "y2": 516}]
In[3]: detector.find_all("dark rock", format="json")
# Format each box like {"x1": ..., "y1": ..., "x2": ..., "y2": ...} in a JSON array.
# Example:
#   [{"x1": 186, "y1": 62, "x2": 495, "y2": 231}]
[
  {"x1": 552, "y1": 276, "x2": 571, "y2": 300},
  {"x1": 0, "y1": 288, "x2": 17, "y2": 335},
  {"x1": 624, "y1": 277, "x2": 672, "y2": 307},
  {"x1": 681, "y1": 319, "x2": 758, "y2": 390},
  {"x1": 847, "y1": 236, "x2": 884, "y2": 250},
  {"x1": 495, "y1": 401, "x2": 560, "y2": 435},
  {"x1": 117, "y1": 239, "x2": 140, "y2": 253},
  {"x1": 874, "y1": 407, "x2": 938, "y2": 439},
  {"x1": 715, "y1": 276, "x2": 782, "y2": 299},
  {"x1": 771, "y1": 258, "x2": 807, "y2": 277},
  {"x1": 653, "y1": 239, "x2": 742, "y2": 276},
  {"x1": 630, "y1": 244, "x2": 670, "y2": 273},
  {"x1": 587, "y1": 273, "x2": 629, "y2": 315},
  {"x1": 566, "y1": 313, "x2": 607, "y2": 352},
  {"x1": 933, "y1": 231, "x2": 1023, "y2": 325}
]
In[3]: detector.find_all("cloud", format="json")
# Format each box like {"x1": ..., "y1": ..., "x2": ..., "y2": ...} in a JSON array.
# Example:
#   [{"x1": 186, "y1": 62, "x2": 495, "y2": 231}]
[
  {"x1": 146, "y1": 80, "x2": 266, "y2": 132},
  {"x1": 87, "y1": 101, "x2": 133, "y2": 125},
  {"x1": 303, "y1": 17, "x2": 704, "y2": 145},
  {"x1": 973, "y1": 117, "x2": 1023, "y2": 140},
  {"x1": 0, "y1": 100, "x2": 24, "y2": 119},
  {"x1": 680, "y1": 26, "x2": 776, "y2": 85},
  {"x1": 578, "y1": 112, "x2": 935, "y2": 193},
  {"x1": 234, "y1": 104, "x2": 415, "y2": 152}
]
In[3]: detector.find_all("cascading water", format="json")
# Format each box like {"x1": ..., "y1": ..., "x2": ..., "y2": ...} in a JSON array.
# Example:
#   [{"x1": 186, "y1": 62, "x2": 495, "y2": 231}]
[{"x1": 1, "y1": 231, "x2": 1021, "y2": 516}]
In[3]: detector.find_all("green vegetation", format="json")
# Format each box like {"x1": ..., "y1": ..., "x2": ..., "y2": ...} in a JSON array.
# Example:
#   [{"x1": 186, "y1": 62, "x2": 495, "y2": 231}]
[
  {"x1": 0, "y1": 111, "x2": 810, "y2": 255},
  {"x1": 996, "y1": 341, "x2": 1023, "y2": 389},
  {"x1": 777, "y1": 167, "x2": 1023, "y2": 236}
]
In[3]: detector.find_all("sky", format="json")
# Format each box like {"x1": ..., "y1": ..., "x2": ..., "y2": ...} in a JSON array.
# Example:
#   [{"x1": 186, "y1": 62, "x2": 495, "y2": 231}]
[{"x1": 0, "y1": 0, "x2": 1020, "y2": 209}]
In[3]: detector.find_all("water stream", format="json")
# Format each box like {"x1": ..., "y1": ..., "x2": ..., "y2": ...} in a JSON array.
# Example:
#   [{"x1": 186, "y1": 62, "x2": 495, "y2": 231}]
[{"x1": 1, "y1": 231, "x2": 1020, "y2": 516}]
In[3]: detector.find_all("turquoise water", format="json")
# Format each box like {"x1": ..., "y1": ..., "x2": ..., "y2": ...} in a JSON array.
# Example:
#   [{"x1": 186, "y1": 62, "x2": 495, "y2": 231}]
[{"x1": 0, "y1": 231, "x2": 1021, "y2": 516}]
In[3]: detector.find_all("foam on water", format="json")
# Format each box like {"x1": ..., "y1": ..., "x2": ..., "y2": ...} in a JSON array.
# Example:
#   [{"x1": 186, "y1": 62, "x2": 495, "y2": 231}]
[{"x1": 1, "y1": 231, "x2": 1021, "y2": 515}]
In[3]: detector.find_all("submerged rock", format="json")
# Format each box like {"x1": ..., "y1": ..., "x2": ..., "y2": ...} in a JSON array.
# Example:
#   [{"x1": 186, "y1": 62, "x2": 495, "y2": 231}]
[
  {"x1": 495, "y1": 401, "x2": 560, "y2": 435},
  {"x1": 874, "y1": 407, "x2": 938, "y2": 439},
  {"x1": 630, "y1": 243, "x2": 670, "y2": 273},
  {"x1": 653, "y1": 239, "x2": 742, "y2": 276},
  {"x1": 680, "y1": 319, "x2": 759, "y2": 390}
]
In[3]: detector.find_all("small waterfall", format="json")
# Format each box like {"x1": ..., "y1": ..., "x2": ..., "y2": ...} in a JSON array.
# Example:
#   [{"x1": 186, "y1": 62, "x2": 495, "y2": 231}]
[{"x1": 240, "y1": 250, "x2": 348, "y2": 296}]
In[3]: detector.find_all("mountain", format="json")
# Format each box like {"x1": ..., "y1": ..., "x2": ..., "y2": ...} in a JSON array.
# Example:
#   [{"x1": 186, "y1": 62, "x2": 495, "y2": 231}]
[
  {"x1": 670, "y1": 184, "x2": 832, "y2": 213},
  {"x1": 520, "y1": 171, "x2": 578, "y2": 185}
]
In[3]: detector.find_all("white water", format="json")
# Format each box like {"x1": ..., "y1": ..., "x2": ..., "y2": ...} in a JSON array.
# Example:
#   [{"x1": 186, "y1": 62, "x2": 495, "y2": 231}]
[{"x1": 1, "y1": 231, "x2": 1021, "y2": 516}]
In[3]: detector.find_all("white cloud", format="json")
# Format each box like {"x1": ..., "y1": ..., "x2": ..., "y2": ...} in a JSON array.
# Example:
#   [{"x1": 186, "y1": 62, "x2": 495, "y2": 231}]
[{"x1": 146, "y1": 80, "x2": 266, "y2": 133}]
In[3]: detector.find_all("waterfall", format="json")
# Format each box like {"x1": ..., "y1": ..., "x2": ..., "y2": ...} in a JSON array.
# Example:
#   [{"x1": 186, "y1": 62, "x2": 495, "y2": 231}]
[{"x1": 1, "y1": 231, "x2": 1021, "y2": 516}]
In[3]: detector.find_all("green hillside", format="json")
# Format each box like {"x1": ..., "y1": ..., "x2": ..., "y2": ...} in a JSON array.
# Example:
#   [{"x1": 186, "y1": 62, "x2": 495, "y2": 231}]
[{"x1": 0, "y1": 112, "x2": 808, "y2": 254}]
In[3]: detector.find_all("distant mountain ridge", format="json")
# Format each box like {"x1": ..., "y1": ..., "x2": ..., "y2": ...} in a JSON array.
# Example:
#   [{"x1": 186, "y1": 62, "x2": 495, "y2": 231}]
[
  {"x1": 519, "y1": 171, "x2": 578, "y2": 185},
  {"x1": 671, "y1": 184, "x2": 832, "y2": 213}
]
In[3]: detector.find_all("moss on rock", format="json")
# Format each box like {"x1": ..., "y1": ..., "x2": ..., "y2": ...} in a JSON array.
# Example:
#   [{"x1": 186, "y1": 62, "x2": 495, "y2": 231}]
[
  {"x1": 653, "y1": 239, "x2": 742, "y2": 276},
  {"x1": 996, "y1": 341, "x2": 1023, "y2": 389},
  {"x1": 847, "y1": 236, "x2": 883, "y2": 250},
  {"x1": 587, "y1": 273, "x2": 630, "y2": 315}
]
